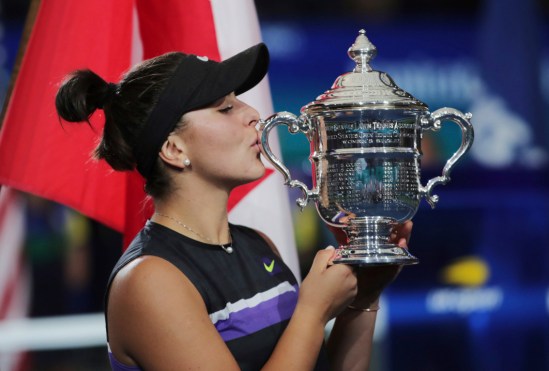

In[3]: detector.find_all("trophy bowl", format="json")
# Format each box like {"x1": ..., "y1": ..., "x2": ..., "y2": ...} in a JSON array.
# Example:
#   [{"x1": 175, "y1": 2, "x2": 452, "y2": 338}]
[{"x1": 260, "y1": 30, "x2": 474, "y2": 266}]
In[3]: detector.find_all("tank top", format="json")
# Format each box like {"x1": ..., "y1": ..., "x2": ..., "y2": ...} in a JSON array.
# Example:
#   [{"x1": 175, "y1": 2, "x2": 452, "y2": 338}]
[{"x1": 104, "y1": 221, "x2": 328, "y2": 371}]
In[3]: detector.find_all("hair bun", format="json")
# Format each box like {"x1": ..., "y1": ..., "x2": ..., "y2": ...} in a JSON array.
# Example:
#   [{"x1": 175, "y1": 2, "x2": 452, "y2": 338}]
[{"x1": 55, "y1": 69, "x2": 116, "y2": 123}]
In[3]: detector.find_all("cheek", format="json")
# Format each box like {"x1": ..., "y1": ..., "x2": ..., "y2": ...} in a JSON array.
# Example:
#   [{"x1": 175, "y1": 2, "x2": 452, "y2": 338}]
[
  {"x1": 188, "y1": 131, "x2": 242, "y2": 168},
  {"x1": 203, "y1": 134, "x2": 240, "y2": 157},
  {"x1": 188, "y1": 127, "x2": 234, "y2": 152}
]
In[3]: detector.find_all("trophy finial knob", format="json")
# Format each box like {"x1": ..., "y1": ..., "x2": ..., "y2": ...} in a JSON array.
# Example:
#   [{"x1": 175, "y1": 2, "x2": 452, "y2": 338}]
[{"x1": 348, "y1": 29, "x2": 377, "y2": 72}]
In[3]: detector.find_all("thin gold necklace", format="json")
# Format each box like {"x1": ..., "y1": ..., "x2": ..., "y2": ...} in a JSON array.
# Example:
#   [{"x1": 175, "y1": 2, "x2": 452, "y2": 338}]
[{"x1": 154, "y1": 212, "x2": 233, "y2": 254}]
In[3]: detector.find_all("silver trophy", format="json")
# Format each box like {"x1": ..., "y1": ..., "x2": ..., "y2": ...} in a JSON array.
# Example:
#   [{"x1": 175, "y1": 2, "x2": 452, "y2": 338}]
[{"x1": 260, "y1": 30, "x2": 474, "y2": 266}]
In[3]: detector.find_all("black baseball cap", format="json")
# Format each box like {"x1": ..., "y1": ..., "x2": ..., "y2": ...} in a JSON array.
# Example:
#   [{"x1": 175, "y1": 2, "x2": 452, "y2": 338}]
[{"x1": 134, "y1": 43, "x2": 269, "y2": 179}]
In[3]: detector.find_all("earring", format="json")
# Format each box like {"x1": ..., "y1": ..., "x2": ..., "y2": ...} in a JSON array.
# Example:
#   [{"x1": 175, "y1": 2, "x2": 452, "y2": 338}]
[{"x1": 183, "y1": 158, "x2": 191, "y2": 166}]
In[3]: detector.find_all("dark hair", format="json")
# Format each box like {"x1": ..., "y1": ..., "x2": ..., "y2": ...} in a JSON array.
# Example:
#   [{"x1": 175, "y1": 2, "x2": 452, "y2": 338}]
[{"x1": 55, "y1": 52, "x2": 187, "y2": 199}]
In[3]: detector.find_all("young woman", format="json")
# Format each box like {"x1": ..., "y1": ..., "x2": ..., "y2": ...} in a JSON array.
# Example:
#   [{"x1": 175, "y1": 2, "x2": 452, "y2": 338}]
[{"x1": 55, "y1": 43, "x2": 411, "y2": 371}]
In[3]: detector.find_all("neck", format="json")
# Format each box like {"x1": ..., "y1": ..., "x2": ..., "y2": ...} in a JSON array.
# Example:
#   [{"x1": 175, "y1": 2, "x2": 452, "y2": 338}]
[{"x1": 153, "y1": 180, "x2": 231, "y2": 244}]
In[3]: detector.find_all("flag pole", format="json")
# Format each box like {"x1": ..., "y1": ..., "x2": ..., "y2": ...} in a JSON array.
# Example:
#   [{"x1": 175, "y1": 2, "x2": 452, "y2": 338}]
[{"x1": 0, "y1": 0, "x2": 41, "y2": 128}]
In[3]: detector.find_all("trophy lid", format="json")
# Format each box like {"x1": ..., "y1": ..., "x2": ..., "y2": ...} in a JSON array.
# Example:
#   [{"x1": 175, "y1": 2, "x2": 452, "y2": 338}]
[{"x1": 304, "y1": 29, "x2": 428, "y2": 114}]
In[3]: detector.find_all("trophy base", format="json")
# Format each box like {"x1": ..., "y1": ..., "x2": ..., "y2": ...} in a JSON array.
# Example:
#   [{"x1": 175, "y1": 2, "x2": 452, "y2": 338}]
[{"x1": 332, "y1": 244, "x2": 419, "y2": 266}]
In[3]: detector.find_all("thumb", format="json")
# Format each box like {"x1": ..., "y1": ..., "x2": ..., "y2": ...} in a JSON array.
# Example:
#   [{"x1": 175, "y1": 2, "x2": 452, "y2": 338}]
[{"x1": 311, "y1": 246, "x2": 336, "y2": 272}]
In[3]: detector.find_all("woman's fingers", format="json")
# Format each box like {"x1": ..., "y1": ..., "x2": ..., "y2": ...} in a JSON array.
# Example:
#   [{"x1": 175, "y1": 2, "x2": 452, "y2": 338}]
[
  {"x1": 390, "y1": 221, "x2": 413, "y2": 247},
  {"x1": 311, "y1": 246, "x2": 337, "y2": 272}
]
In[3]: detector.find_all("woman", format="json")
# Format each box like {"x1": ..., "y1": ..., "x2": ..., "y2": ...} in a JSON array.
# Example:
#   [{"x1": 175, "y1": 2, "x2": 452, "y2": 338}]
[{"x1": 55, "y1": 43, "x2": 411, "y2": 371}]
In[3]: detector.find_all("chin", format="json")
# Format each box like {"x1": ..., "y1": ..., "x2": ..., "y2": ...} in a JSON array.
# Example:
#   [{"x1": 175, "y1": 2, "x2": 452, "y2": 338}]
[
  {"x1": 242, "y1": 162, "x2": 266, "y2": 184},
  {"x1": 250, "y1": 162, "x2": 266, "y2": 181}
]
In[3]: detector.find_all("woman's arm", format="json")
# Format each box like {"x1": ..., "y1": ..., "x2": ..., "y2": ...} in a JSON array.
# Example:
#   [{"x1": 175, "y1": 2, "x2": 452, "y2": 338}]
[
  {"x1": 254, "y1": 229, "x2": 362, "y2": 370},
  {"x1": 327, "y1": 308, "x2": 378, "y2": 371},
  {"x1": 326, "y1": 221, "x2": 413, "y2": 371},
  {"x1": 262, "y1": 247, "x2": 357, "y2": 370}
]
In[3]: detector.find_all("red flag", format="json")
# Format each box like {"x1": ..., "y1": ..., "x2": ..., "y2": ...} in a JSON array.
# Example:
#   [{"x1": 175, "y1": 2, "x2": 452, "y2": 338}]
[
  {"x1": 0, "y1": 0, "x2": 299, "y2": 277},
  {"x1": 0, "y1": 0, "x2": 134, "y2": 233}
]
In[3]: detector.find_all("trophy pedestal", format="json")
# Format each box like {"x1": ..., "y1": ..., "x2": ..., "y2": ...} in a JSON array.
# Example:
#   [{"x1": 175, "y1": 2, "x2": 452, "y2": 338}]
[{"x1": 332, "y1": 218, "x2": 419, "y2": 266}]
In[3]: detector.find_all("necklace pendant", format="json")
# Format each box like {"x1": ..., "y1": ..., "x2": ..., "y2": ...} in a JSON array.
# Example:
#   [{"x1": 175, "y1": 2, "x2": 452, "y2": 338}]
[{"x1": 221, "y1": 245, "x2": 234, "y2": 254}]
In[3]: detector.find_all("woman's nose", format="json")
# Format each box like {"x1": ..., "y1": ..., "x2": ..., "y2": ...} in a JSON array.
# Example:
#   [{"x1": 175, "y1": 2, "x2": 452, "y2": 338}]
[{"x1": 246, "y1": 105, "x2": 260, "y2": 127}]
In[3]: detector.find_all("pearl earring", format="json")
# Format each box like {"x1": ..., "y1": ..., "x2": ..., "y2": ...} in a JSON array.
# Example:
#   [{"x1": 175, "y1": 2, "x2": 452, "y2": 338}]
[{"x1": 183, "y1": 158, "x2": 191, "y2": 166}]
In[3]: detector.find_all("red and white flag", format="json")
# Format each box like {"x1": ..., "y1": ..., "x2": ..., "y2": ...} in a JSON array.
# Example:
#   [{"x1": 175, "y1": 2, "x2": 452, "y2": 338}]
[{"x1": 0, "y1": 0, "x2": 299, "y2": 277}]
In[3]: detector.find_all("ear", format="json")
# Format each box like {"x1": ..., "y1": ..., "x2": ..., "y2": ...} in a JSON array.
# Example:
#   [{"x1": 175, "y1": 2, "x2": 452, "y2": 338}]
[{"x1": 158, "y1": 134, "x2": 187, "y2": 169}]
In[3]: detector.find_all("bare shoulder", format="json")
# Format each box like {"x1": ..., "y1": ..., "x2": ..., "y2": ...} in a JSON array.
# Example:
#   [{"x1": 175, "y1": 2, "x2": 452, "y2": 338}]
[
  {"x1": 108, "y1": 255, "x2": 206, "y2": 327},
  {"x1": 110, "y1": 255, "x2": 193, "y2": 300},
  {"x1": 107, "y1": 255, "x2": 205, "y2": 344},
  {"x1": 107, "y1": 255, "x2": 239, "y2": 369}
]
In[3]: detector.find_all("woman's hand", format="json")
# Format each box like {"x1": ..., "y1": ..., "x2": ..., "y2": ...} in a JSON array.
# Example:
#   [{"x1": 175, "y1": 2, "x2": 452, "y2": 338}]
[
  {"x1": 348, "y1": 221, "x2": 413, "y2": 310},
  {"x1": 390, "y1": 220, "x2": 413, "y2": 248},
  {"x1": 265, "y1": 248, "x2": 358, "y2": 370},
  {"x1": 298, "y1": 247, "x2": 358, "y2": 324}
]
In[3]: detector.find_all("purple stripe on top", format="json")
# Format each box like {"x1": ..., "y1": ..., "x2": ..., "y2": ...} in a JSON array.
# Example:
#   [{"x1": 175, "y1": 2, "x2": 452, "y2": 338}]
[{"x1": 214, "y1": 284, "x2": 299, "y2": 342}]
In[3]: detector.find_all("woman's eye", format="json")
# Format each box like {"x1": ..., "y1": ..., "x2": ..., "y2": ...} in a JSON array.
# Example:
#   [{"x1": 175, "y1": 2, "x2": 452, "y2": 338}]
[{"x1": 219, "y1": 105, "x2": 233, "y2": 113}]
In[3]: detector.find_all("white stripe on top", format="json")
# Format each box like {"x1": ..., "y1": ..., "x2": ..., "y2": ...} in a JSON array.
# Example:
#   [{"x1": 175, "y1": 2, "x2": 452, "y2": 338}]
[{"x1": 209, "y1": 281, "x2": 297, "y2": 325}]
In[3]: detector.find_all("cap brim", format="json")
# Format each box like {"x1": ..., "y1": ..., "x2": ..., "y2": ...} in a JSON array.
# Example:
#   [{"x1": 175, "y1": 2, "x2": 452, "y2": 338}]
[
  {"x1": 227, "y1": 43, "x2": 270, "y2": 95},
  {"x1": 202, "y1": 43, "x2": 269, "y2": 103}
]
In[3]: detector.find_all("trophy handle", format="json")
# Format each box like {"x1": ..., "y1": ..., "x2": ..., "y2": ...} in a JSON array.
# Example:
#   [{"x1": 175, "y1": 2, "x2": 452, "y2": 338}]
[
  {"x1": 419, "y1": 108, "x2": 474, "y2": 208},
  {"x1": 259, "y1": 111, "x2": 318, "y2": 209}
]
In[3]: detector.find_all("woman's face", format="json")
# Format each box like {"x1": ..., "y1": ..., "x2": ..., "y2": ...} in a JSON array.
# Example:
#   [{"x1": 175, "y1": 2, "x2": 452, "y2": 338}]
[{"x1": 180, "y1": 93, "x2": 265, "y2": 188}]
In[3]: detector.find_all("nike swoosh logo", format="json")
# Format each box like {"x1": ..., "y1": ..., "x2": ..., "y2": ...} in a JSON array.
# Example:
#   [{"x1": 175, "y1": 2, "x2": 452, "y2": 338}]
[{"x1": 264, "y1": 260, "x2": 275, "y2": 273}]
